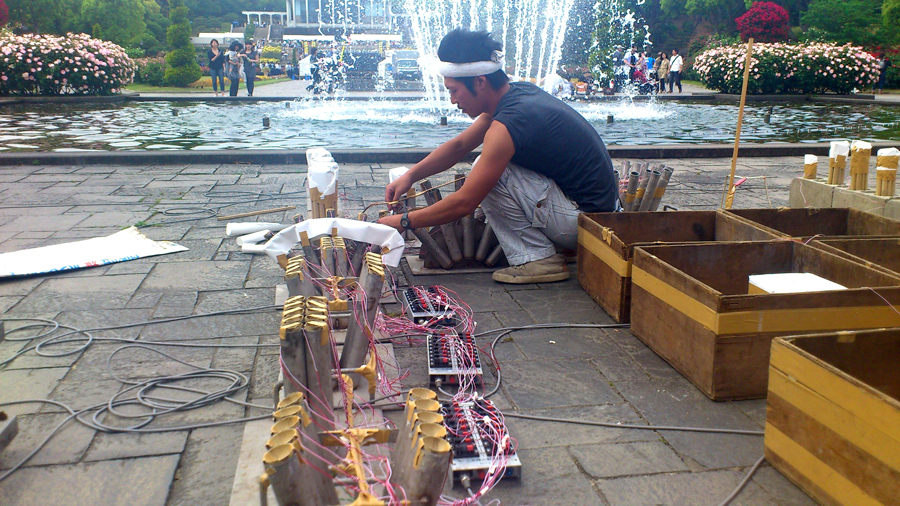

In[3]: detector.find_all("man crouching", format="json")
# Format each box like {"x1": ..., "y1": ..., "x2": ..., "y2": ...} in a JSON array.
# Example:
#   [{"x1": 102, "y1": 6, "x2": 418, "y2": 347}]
[{"x1": 378, "y1": 28, "x2": 617, "y2": 284}]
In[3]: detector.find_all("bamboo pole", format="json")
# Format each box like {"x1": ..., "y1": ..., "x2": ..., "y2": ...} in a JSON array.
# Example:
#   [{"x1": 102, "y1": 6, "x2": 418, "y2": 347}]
[{"x1": 722, "y1": 38, "x2": 754, "y2": 210}]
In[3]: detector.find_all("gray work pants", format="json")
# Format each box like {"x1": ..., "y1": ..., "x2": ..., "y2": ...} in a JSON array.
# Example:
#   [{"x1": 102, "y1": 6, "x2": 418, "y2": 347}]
[{"x1": 479, "y1": 161, "x2": 580, "y2": 266}]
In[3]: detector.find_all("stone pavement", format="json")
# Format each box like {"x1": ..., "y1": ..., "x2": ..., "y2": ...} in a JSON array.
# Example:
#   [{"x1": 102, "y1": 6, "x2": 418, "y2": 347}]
[{"x1": 0, "y1": 156, "x2": 815, "y2": 506}]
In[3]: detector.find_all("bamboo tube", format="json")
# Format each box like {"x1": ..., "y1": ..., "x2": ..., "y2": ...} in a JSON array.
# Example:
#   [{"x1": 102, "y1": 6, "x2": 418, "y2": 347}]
[
  {"x1": 263, "y1": 444, "x2": 317, "y2": 506},
  {"x1": 456, "y1": 173, "x2": 475, "y2": 259},
  {"x1": 340, "y1": 254, "x2": 384, "y2": 383},
  {"x1": 284, "y1": 257, "x2": 319, "y2": 298},
  {"x1": 623, "y1": 171, "x2": 640, "y2": 211},
  {"x1": 420, "y1": 180, "x2": 462, "y2": 263},
  {"x1": 877, "y1": 147, "x2": 900, "y2": 170},
  {"x1": 803, "y1": 154, "x2": 818, "y2": 180},
  {"x1": 638, "y1": 170, "x2": 662, "y2": 212},
  {"x1": 722, "y1": 38, "x2": 753, "y2": 209},
  {"x1": 484, "y1": 243, "x2": 505, "y2": 267},
  {"x1": 877, "y1": 167, "x2": 897, "y2": 197},
  {"x1": 415, "y1": 228, "x2": 453, "y2": 269},
  {"x1": 849, "y1": 140, "x2": 872, "y2": 191},
  {"x1": 474, "y1": 224, "x2": 496, "y2": 262},
  {"x1": 648, "y1": 167, "x2": 674, "y2": 211},
  {"x1": 632, "y1": 166, "x2": 652, "y2": 211},
  {"x1": 401, "y1": 436, "x2": 452, "y2": 506},
  {"x1": 828, "y1": 141, "x2": 850, "y2": 185}
]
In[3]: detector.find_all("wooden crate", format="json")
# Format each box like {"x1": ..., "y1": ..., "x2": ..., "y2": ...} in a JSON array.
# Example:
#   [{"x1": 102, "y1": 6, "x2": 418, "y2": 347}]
[
  {"x1": 766, "y1": 330, "x2": 900, "y2": 506},
  {"x1": 812, "y1": 237, "x2": 900, "y2": 278},
  {"x1": 727, "y1": 207, "x2": 900, "y2": 239},
  {"x1": 630, "y1": 241, "x2": 900, "y2": 400},
  {"x1": 577, "y1": 210, "x2": 779, "y2": 323}
]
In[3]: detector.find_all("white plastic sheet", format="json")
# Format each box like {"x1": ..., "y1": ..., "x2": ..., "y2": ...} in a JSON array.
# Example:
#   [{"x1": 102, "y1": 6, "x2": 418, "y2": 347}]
[
  {"x1": 804, "y1": 154, "x2": 817, "y2": 165},
  {"x1": 306, "y1": 148, "x2": 339, "y2": 196},
  {"x1": 0, "y1": 226, "x2": 187, "y2": 278},
  {"x1": 389, "y1": 166, "x2": 410, "y2": 183},
  {"x1": 263, "y1": 218, "x2": 405, "y2": 266},
  {"x1": 829, "y1": 140, "x2": 850, "y2": 158}
]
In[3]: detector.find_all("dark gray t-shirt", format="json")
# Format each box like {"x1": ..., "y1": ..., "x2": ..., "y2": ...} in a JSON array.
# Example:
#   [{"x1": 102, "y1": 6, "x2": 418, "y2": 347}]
[{"x1": 491, "y1": 82, "x2": 617, "y2": 213}]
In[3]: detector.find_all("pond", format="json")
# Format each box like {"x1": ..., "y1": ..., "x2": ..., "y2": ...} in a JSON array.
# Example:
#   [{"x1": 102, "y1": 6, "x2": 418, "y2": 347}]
[{"x1": 1, "y1": 98, "x2": 898, "y2": 152}]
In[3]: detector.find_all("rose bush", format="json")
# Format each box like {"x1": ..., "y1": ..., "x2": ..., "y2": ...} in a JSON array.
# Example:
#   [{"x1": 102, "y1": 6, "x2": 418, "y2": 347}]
[
  {"x1": 693, "y1": 42, "x2": 879, "y2": 94},
  {"x1": 0, "y1": 32, "x2": 134, "y2": 95}
]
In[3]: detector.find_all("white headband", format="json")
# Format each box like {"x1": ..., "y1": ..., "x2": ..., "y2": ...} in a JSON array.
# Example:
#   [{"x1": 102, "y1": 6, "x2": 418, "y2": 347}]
[{"x1": 437, "y1": 51, "x2": 505, "y2": 77}]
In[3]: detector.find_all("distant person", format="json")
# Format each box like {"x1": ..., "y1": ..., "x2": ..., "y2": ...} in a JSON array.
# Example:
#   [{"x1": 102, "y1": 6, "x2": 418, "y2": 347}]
[
  {"x1": 625, "y1": 44, "x2": 638, "y2": 82},
  {"x1": 657, "y1": 52, "x2": 670, "y2": 93},
  {"x1": 645, "y1": 51, "x2": 655, "y2": 75},
  {"x1": 876, "y1": 54, "x2": 891, "y2": 94},
  {"x1": 634, "y1": 52, "x2": 647, "y2": 83},
  {"x1": 243, "y1": 39, "x2": 260, "y2": 96},
  {"x1": 669, "y1": 48, "x2": 683, "y2": 94},
  {"x1": 207, "y1": 39, "x2": 226, "y2": 97},
  {"x1": 226, "y1": 41, "x2": 244, "y2": 97},
  {"x1": 612, "y1": 44, "x2": 627, "y2": 91}
]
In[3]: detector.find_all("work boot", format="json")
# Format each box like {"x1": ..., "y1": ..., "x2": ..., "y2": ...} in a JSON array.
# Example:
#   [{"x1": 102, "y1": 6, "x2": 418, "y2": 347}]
[{"x1": 492, "y1": 254, "x2": 569, "y2": 284}]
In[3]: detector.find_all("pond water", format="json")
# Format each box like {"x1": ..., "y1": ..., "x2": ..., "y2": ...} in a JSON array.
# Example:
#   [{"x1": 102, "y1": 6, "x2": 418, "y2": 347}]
[{"x1": 1, "y1": 98, "x2": 899, "y2": 152}]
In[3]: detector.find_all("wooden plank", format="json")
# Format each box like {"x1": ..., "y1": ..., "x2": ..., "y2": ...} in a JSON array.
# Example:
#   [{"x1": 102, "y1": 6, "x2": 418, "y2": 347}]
[
  {"x1": 768, "y1": 375, "x2": 900, "y2": 480},
  {"x1": 576, "y1": 240, "x2": 628, "y2": 323},
  {"x1": 771, "y1": 340, "x2": 900, "y2": 443},
  {"x1": 765, "y1": 423, "x2": 883, "y2": 506}
]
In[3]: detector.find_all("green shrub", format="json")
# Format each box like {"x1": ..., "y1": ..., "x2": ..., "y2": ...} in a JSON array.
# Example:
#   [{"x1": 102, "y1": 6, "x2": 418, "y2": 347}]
[
  {"x1": 694, "y1": 42, "x2": 879, "y2": 94},
  {"x1": 164, "y1": 63, "x2": 201, "y2": 87},
  {"x1": 134, "y1": 56, "x2": 167, "y2": 86},
  {"x1": 163, "y1": 0, "x2": 201, "y2": 87}
]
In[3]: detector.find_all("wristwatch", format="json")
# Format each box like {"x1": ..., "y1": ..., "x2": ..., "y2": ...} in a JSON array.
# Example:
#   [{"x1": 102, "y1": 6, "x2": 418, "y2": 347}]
[{"x1": 400, "y1": 212, "x2": 412, "y2": 231}]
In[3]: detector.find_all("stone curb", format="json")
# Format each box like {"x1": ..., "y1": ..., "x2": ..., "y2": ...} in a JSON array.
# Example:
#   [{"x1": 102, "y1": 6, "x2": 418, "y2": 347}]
[{"x1": 4, "y1": 142, "x2": 900, "y2": 166}]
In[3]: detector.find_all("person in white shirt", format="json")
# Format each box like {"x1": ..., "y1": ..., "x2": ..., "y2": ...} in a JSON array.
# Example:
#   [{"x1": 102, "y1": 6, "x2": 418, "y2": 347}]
[{"x1": 669, "y1": 48, "x2": 684, "y2": 94}]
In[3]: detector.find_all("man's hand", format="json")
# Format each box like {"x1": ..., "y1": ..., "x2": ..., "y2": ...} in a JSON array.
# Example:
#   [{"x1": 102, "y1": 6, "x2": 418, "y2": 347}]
[
  {"x1": 377, "y1": 213, "x2": 404, "y2": 232},
  {"x1": 384, "y1": 174, "x2": 412, "y2": 212}
]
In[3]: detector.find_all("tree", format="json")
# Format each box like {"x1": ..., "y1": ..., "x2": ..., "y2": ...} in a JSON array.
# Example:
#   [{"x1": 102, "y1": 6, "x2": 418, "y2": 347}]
[
  {"x1": 244, "y1": 21, "x2": 257, "y2": 41},
  {"x1": 735, "y1": 2, "x2": 790, "y2": 42},
  {"x1": 164, "y1": 0, "x2": 201, "y2": 86},
  {"x1": 801, "y1": 0, "x2": 885, "y2": 46},
  {"x1": 0, "y1": 0, "x2": 8, "y2": 26},
  {"x1": 7, "y1": 0, "x2": 82, "y2": 34},
  {"x1": 81, "y1": 0, "x2": 146, "y2": 46}
]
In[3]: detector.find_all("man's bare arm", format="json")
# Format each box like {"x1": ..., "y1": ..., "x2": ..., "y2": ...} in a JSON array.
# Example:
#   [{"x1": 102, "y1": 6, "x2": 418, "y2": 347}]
[
  {"x1": 379, "y1": 121, "x2": 515, "y2": 230},
  {"x1": 384, "y1": 113, "x2": 493, "y2": 206}
]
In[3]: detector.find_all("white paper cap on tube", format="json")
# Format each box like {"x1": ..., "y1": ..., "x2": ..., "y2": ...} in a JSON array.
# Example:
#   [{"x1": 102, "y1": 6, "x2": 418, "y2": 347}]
[
  {"x1": 308, "y1": 161, "x2": 339, "y2": 196},
  {"x1": 851, "y1": 140, "x2": 872, "y2": 151},
  {"x1": 878, "y1": 147, "x2": 900, "y2": 157},
  {"x1": 804, "y1": 154, "x2": 817, "y2": 164},
  {"x1": 306, "y1": 147, "x2": 334, "y2": 164},
  {"x1": 225, "y1": 222, "x2": 285, "y2": 237},
  {"x1": 389, "y1": 166, "x2": 410, "y2": 183},
  {"x1": 236, "y1": 230, "x2": 269, "y2": 246},
  {"x1": 829, "y1": 140, "x2": 850, "y2": 158}
]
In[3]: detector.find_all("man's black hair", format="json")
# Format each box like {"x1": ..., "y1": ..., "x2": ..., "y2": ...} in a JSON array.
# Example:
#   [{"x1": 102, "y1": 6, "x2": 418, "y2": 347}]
[{"x1": 437, "y1": 28, "x2": 509, "y2": 95}]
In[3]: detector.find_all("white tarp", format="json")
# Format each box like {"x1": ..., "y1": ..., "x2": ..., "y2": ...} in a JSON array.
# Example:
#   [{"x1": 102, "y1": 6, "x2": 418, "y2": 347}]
[
  {"x1": 306, "y1": 148, "x2": 339, "y2": 196},
  {"x1": 263, "y1": 218, "x2": 405, "y2": 266},
  {"x1": 0, "y1": 226, "x2": 187, "y2": 278}
]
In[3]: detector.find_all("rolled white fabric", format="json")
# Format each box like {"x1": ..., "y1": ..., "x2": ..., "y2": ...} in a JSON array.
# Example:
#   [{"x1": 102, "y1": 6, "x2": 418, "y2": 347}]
[
  {"x1": 804, "y1": 154, "x2": 817, "y2": 165},
  {"x1": 241, "y1": 243, "x2": 267, "y2": 254},
  {"x1": 225, "y1": 222, "x2": 287, "y2": 237},
  {"x1": 307, "y1": 147, "x2": 339, "y2": 196},
  {"x1": 236, "y1": 230, "x2": 269, "y2": 246},
  {"x1": 305, "y1": 147, "x2": 334, "y2": 164}
]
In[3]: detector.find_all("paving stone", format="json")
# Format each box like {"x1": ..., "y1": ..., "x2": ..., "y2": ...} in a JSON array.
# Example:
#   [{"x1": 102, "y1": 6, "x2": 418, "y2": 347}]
[
  {"x1": 141, "y1": 260, "x2": 250, "y2": 292},
  {"x1": 84, "y1": 430, "x2": 189, "y2": 462},
  {"x1": 243, "y1": 255, "x2": 285, "y2": 288},
  {"x1": 751, "y1": 465, "x2": 819, "y2": 506},
  {"x1": 182, "y1": 226, "x2": 229, "y2": 240},
  {"x1": 49, "y1": 228, "x2": 120, "y2": 240},
  {"x1": 196, "y1": 290, "x2": 274, "y2": 316},
  {"x1": 510, "y1": 326, "x2": 622, "y2": 361},
  {"x1": 153, "y1": 292, "x2": 198, "y2": 318},
  {"x1": 140, "y1": 311, "x2": 280, "y2": 340},
  {"x1": 14, "y1": 231, "x2": 54, "y2": 239},
  {"x1": 22, "y1": 174, "x2": 90, "y2": 183},
  {"x1": 0, "y1": 295, "x2": 21, "y2": 312},
  {"x1": 75, "y1": 211, "x2": 155, "y2": 228},
  {"x1": 138, "y1": 239, "x2": 222, "y2": 263},
  {"x1": 33, "y1": 166, "x2": 82, "y2": 174},
  {"x1": 0, "y1": 205, "x2": 73, "y2": 217},
  {"x1": 1, "y1": 455, "x2": 179, "y2": 506},
  {"x1": 0, "y1": 412, "x2": 95, "y2": 468},
  {"x1": 504, "y1": 404, "x2": 655, "y2": 450},
  {"x1": 0, "y1": 367, "x2": 69, "y2": 416},
  {"x1": 166, "y1": 425, "x2": 244, "y2": 506},
  {"x1": 510, "y1": 278, "x2": 618, "y2": 324},
  {"x1": 734, "y1": 399, "x2": 767, "y2": 429},
  {"x1": 42, "y1": 377, "x2": 123, "y2": 413},
  {"x1": 127, "y1": 291, "x2": 163, "y2": 309},
  {"x1": 481, "y1": 446, "x2": 603, "y2": 505},
  {"x1": 15, "y1": 274, "x2": 146, "y2": 311},
  {"x1": 628, "y1": 347, "x2": 687, "y2": 380},
  {"x1": 38, "y1": 185, "x2": 117, "y2": 196},
  {"x1": 179, "y1": 165, "x2": 219, "y2": 175},
  {"x1": 248, "y1": 352, "x2": 280, "y2": 402},
  {"x1": 106, "y1": 261, "x2": 156, "y2": 276},
  {"x1": 597, "y1": 468, "x2": 775, "y2": 506},
  {"x1": 210, "y1": 337, "x2": 260, "y2": 373},
  {"x1": 570, "y1": 440, "x2": 688, "y2": 478},
  {"x1": 0, "y1": 214, "x2": 88, "y2": 232},
  {"x1": 614, "y1": 377, "x2": 766, "y2": 469},
  {"x1": 139, "y1": 223, "x2": 192, "y2": 241},
  {"x1": 55, "y1": 308, "x2": 154, "y2": 339},
  {"x1": 590, "y1": 353, "x2": 651, "y2": 382},
  {"x1": 501, "y1": 359, "x2": 622, "y2": 409}
]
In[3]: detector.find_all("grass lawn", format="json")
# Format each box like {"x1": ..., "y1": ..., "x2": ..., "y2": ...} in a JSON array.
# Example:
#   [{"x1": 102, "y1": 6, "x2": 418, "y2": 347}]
[{"x1": 126, "y1": 78, "x2": 290, "y2": 93}]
